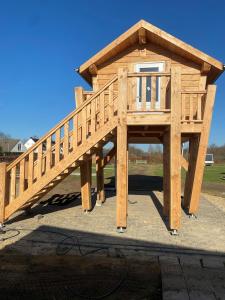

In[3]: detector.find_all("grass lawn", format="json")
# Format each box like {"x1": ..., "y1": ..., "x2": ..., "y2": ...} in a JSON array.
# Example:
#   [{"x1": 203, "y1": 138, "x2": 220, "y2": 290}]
[{"x1": 73, "y1": 163, "x2": 225, "y2": 198}]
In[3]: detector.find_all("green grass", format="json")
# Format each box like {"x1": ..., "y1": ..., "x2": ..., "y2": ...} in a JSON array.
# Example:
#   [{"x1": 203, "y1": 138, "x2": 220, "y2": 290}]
[{"x1": 203, "y1": 164, "x2": 225, "y2": 183}]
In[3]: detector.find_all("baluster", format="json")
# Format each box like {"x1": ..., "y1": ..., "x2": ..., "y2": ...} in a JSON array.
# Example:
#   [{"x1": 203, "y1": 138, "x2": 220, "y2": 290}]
[
  {"x1": 181, "y1": 94, "x2": 185, "y2": 121},
  {"x1": 189, "y1": 95, "x2": 193, "y2": 122},
  {"x1": 73, "y1": 114, "x2": 78, "y2": 150},
  {"x1": 64, "y1": 122, "x2": 69, "y2": 156},
  {"x1": 82, "y1": 106, "x2": 87, "y2": 143},
  {"x1": 99, "y1": 92, "x2": 105, "y2": 127},
  {"x1": 0, "y1": 162, "x2": 7, "y2": 223},
  {"x1": 55, "y1": 130, "x2": 60, "y2": 163},
  {"x1": 160, "y1": 76, "x2": 166, "y2": 109},
  {"x1": 28, "y1": 152, "x2": 34, "y2": 188},
  {"x1": 10, "y1": 166, "x2": 16, "y2": 201},
  {"x1": 37, "y1": 144, "x2": 43, "y2": 179},
  {"x1": 197, "y1": 95, "x2": 202, "y2": 121},
  {"x1": 46, "y1": 136, "x2": 52, "y2": 172},
  {"x1": 141, "y1": 76, "x2": 146, "y2": 111},
  {"x1": 19, "y1": 159, "x2": 25, "y2": 194},
  {"x1": 151, "y1": 76, "x2": 156, "y2": 110},
  {"x1": 91, "y1": 98, "x2": 96, "y2": 135},
  {"x1": 109, "y1": 84, "x2": 114, "y2": 118}
]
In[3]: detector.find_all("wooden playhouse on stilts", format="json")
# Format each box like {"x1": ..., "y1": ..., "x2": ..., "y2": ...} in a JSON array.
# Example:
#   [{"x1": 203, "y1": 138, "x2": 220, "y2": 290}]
[{"x1": 0, "y1": 20, "x2": 224, "y2": 234}]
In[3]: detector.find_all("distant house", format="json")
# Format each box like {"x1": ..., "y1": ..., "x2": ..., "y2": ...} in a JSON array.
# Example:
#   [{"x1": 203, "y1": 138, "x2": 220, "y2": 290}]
[
  {"x1": 0, "y1": 138, "x2": 26, "y2": 153},
  {"x1": 24, "y1": 137, "x2": 39, "y2": 150}
]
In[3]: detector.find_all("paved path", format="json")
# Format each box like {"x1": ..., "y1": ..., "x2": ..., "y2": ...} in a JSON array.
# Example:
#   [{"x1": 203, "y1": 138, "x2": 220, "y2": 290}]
[{"x1": 0, "y1": 189, "x2": 225, "y2": 299}]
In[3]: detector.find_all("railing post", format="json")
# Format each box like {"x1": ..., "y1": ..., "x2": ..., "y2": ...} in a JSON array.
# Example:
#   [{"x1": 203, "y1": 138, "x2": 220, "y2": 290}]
[
  {"x1": 0, "y1": 162, "x2": 7, "y2": 226},
  {"x1": 116, "y1": 68, "x2": 128, "y2": 230}
]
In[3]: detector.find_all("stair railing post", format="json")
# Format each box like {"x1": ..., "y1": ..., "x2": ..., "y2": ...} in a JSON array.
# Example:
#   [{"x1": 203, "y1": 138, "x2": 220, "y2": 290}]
[
  {"x1": 0, "y1": 162, "x2": 7, "y2": 226},
  {"x1": 116, "y1": 68, "x2": 128, "y2": 231}
]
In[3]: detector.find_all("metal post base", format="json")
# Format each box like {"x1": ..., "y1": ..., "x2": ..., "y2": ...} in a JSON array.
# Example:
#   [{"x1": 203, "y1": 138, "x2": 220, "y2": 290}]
[
  {"x1": 84, "y1": 210, "x2": 90, "y2": 214},
  {"x1": 170, "y1": 229, "x2": 179, "y2": 236},
  {"x1": 96, "y1": 201, "x2": 102, "y2": 207},
  {"x1": 0, "y1": 223, "x2": 5, "y2": 234},
  {"x1": 189, "y1": 213, "x2": 197, "y2": 219},
  {"x1": 117, "y1": 227, "x2": 126, "y2": 234}
]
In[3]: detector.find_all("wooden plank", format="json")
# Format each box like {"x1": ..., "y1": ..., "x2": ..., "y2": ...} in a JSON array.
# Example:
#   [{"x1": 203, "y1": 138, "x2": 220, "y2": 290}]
[
  {"x1": 72, "y1": 114, "x2": 78, "y2": 151},
  {"x1": 141, "y1": 76, "x2": 146, "y2": 111},
  {"x1": 0, "y1": 162, "x2": 7, "y2": 223},
  {"x1": 19, "y1": 159, "x2": 25, "y2": 195},
  {"x1": 80, "y1": 160, "x2": 92, "y2": 211},
  {"x1": 75, "y1": 87, "x2": 84, "y2": 107},
  {"x1": 116, "y1": 68, "x2": 128, "y2": 228},
  {"x1": 10, "y1": 167, "x2": 16, "y2": 201},
  {"x1": 90, "y1": 98, "x2": 96, "y2": 136},
  {"x1": 28, "y1": 152, "x2": 34, "y2": 188},
  {"x1": 99, "y1": 92, "x2": 105, "y2": 127},
  {"x1": 187, "y1": 85, "x2": 216, "y2": 214},
  {"x1": 169, "y1": 66, "x2": 181, "y2": 230},
  {"x1": 127, "y1": 113, "x2": 171, "y2": 125},
  {"x1": 82, "y1": 106, "x2": 87, "y2": 143},
  {"x1": 160, "y1": 76, "x2": 166, "y2": 109},
  {"x1": 183, "y1": 136, "x2": 199, "y2": 209},
  {"x1": 108, "y1": 83, "x2": 114, "y2": 118},
  {"x1": 163, "y1": 130, "x2": 170, "y2": 216},
  {"x1": 64, "y1": 122, "x2": 69, "y2": 156},
  {"x1": 96, "y1": 148, "x2": 105, "y2": 203},
  {"x1": 37, "y1": 144, "x2": 43, "y2": 179},
  {"x1": 151, "y1": 76, "x2": 156, "y2": 110},
  {"x1": 46, "y1": 136, "x2": 52, "y2": 172},
  {"x1": 138, "y1": 27, "x2": 146, "y2": 44},
  {"x1": 55, "y1": 129, "x2": 60, "y2": 163},
  {"x1": 181, "y1": 155, "x2": 188, "y2": 171}
]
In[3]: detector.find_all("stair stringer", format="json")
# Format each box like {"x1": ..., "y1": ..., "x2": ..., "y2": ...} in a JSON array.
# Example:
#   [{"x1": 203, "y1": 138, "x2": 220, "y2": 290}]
[{"x1": 5, "y1": 118, "x2": 118, "y2": 220}]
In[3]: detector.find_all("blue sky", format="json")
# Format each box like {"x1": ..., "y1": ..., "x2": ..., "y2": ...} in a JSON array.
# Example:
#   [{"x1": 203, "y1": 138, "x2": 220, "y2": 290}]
[{"x1": 0, "y1": 0, "x2": 225, "y2": 146}]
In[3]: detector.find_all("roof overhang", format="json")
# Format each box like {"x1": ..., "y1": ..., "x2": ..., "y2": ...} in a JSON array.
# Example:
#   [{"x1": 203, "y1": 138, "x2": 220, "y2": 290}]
[{"x1": 77, "y1": 20, "x2": 224, "y2": 85}]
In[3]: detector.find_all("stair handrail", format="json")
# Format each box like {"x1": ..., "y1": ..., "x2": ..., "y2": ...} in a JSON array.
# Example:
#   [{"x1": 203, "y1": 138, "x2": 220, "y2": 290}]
[{"x1": 7, "y1": 75, "x2": 118, "y2": 172}]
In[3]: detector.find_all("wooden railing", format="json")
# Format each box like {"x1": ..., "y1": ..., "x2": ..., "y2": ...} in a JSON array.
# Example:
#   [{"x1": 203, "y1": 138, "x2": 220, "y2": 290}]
[
  {"x1": 127, "y1": 72, "x2": 171, "y2": 112},
  {"x1": 3, "y1": 75, "x2": 119, "y2": 210},
  {"x1": 181, "y1": 90, "x2": 206, "y2": 123}
]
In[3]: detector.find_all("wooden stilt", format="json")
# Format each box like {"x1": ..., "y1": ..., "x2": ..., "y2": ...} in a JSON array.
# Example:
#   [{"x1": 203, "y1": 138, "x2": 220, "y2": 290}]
[
  {"x1": 80, "y1": 159, "x2": 92, "y2": 211},
  {"x1": 169, "y1": 66, "x2": 181, "y2": 230},
  {"x1": 0, "y1": 163, "x2": 7, "y2": 224},
  {"x1": 185, "y1": 85, "x2": 216, "y2": 214},
  {"x1": 116, "y1": 68, "x2": 128, "y2": 229},
  {"x1": 163, "y1": 129, "x2": 170, "y2": 217},
  {"x1": 183, "y1": 136, "x2": 199, "y2": 209},
  {"x1": 96, "y1": 148, "x2": 105, "y2": 203}
]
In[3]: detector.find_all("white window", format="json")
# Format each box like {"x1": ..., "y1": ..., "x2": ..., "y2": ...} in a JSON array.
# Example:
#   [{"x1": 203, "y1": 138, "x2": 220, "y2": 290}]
[{"x1": 135, "y1": 62, "x2": 164, "y2": 109}]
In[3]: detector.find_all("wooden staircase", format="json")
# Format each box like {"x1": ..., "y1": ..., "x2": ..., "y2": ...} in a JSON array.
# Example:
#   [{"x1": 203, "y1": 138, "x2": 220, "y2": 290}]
[{"x1": 0, "y1": 76, "x2": 119, "y2": 223}]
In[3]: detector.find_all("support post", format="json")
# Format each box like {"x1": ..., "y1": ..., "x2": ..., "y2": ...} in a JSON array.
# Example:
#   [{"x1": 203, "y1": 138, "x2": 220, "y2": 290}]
[
  {"x1": 184, "y1": 85, "x2": 216, "y2": 214},
  {"x1": 80, "y1": 158, "x2": 92, "y2": 211},
  {"x1": 96, "y1": 148, "x2": 105, "y2": 204},
  {"x1": 169, "y1": 66, "x2": 182, "y2": 231},
  {"x1": 116, "y1": 68, "x2": 128, "y2": 229},
  {"x1": 163, "y1": 129, "x2": 170, "y2": 217},
  {"x1": 0, "y1": 162, "x2": 7, "y2": 225}
]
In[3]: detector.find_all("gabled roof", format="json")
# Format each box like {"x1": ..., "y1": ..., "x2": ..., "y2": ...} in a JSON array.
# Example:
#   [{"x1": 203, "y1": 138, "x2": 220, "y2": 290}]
[{"x1": 78, "y1": 19, "x2": 224, "y2": 84}]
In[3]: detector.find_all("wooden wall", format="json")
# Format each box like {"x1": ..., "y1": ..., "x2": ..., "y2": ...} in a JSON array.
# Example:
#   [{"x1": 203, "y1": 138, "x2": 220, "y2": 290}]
[{"x1": 91, "y1": 43, "x2": 206, "y2": 118}]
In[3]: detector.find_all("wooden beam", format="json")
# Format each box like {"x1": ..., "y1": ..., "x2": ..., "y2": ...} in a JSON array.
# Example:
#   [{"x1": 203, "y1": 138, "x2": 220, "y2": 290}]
[
  {"x1": 183, "y1": 135, "x2": 199, "y2": 209},
  {"x1": 96, "y1": 148, "x2": 105, "y2": 204},
  {"x1": 181, "y1": 155, "x2": 188, "y2": 171},
  {"x1": 163, "y1": 130, "x2": 170, "y2": 217},
  {"x1": 139, "y1": 27, "x2": 147, "y2": 45},
  {"x1": 0, "y1": 162, "x2": 7, "y2": 224},
  {"x1": 102, "y1": 146, "x2": 116, "y2": 168},
  {"x1": 89, "y1": 64, "x2": 98, "y2": 75},
  {"x1": 169, "y1": 66, "x2": 182, "y2": 231},
  {"x1": 80, "y1": 159, "x2": 92, "y2": 211},
  {"x1": 74, "y1": 87, "x2": 84, "y2": 108},
  {"x1": 201, "y1": 62, "x2": 211, "y2": 75},
  {"x1": 116, "y1": 68, "x2": 128, "y2": 229},
  {"x1": 185, "y1": 85, "x2": 216, "y2": 214}
]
